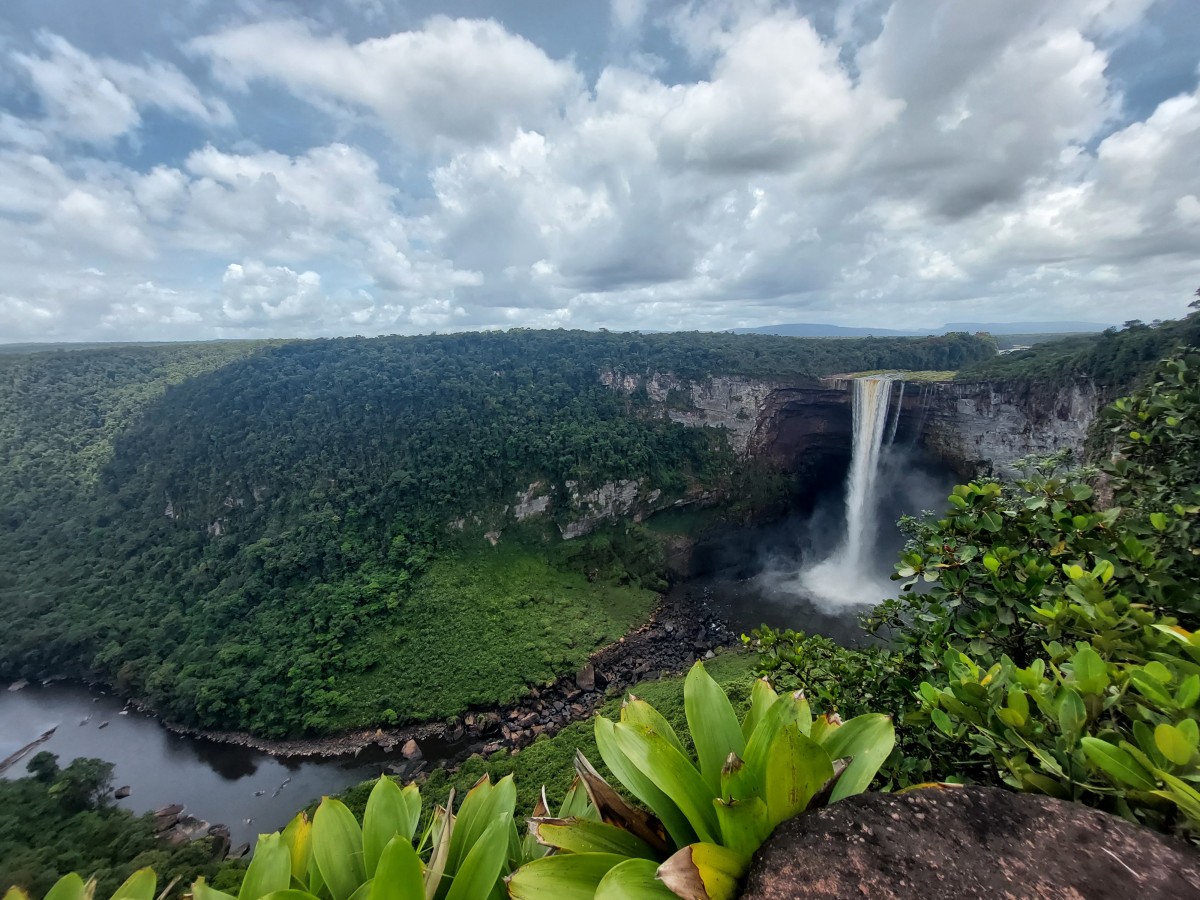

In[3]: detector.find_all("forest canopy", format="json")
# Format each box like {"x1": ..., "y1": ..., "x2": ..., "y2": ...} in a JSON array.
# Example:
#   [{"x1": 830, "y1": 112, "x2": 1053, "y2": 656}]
[{"x1": 0, "y1": 329, "x2": 992, "y2": 737}]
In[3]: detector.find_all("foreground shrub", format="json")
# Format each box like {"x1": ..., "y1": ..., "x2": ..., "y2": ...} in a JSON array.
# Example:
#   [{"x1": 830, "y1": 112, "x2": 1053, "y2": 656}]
[{"x1": 507, "y1": 661, "x2": 895, "y2": 899}]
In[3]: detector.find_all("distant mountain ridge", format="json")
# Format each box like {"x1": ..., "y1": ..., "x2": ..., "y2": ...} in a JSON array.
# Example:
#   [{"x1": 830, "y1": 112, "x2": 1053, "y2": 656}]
[{"x1": 732, "y1": 321, "x2": 1112, "y2": 337}]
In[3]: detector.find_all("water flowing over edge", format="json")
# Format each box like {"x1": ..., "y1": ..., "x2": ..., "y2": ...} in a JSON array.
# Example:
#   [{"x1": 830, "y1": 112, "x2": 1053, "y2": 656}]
[{"x1": 800, "y1": 375, "x2": 897, "y2": 609}]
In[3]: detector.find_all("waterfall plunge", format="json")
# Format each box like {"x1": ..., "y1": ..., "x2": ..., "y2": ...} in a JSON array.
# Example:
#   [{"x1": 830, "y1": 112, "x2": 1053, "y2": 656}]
[{"x1": 799, "y1": 375, "x2": 897, "y2": 609}]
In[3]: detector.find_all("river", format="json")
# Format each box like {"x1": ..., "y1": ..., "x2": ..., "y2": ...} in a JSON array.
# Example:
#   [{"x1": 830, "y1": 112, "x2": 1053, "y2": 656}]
[{"x1": 0, "y1": 681, "x2": 385, "y2": 847}]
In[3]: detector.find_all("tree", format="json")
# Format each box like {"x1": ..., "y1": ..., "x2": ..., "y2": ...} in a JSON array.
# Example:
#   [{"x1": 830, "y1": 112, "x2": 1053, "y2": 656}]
[
  {"x1": 25, "y1": 752, "x2": 59, "y2": 784},
  {"x1": 48, "y1": 758, "x2": 114, "y2": 812}
]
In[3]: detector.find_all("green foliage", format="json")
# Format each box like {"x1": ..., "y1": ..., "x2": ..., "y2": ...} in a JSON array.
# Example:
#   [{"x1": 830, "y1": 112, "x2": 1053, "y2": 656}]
[
  {"x1": 1104, "y1": 351, "x2": 1200, "y2": 598},
  {"x1": 958, "y1": 313, "x2": 1200, "y2": 390},
  {"x1": 922, "y1": 628, "x2": 1200, "y2": 833},
  {"x1": 508, "y1": 661, "x2": 895, "y2": 900},
  {"x1": 862, "y1": 349, "x2": 1200, "y2": 838},
  {"x1": 0, "y1": 756, "x2": 224, "y2": 900},
  {"x1": 744, "y1": 629, "x2": 931, "y2": 788},
  {"x1": 1, "y1": 330, "x2": 989, "y2": 737}
]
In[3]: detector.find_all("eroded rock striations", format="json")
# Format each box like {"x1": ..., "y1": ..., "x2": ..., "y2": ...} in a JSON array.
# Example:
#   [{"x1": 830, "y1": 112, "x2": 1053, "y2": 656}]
[
  {"x1": 741, "y1": 785, "x2": 1200, "y2": 900},
  {"x1": 922, "y1": 379, "x2": 1100, "y2": 475}
]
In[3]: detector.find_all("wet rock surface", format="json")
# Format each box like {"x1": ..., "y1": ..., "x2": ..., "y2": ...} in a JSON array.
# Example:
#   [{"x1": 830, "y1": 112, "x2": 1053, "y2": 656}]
[{"x1": 741, "y1": 785, "x2": 1200, "y2": 900}]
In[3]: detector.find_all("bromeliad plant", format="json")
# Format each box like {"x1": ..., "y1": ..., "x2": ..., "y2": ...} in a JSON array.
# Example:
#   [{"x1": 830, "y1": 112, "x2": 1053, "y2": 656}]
[
  {"x1": 204, "y1": 772, "x2": 522, "y2": 900},
  {"x1": 4, "y1": 870, "x2": 161, "y2": 900},
  {"x1": 508, "y1": 661, "x2": 895, "y2": 899}
]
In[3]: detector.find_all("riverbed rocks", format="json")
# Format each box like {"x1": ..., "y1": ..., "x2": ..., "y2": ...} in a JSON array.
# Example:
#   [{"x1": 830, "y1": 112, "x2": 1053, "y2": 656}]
[{"x1": 740, "y1": 785, "x2": 1200, "y2": 900}]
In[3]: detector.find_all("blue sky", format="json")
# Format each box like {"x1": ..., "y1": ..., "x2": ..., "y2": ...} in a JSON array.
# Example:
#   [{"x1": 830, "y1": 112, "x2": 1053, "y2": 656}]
[{"x1": 0, "y1": 0, "x2": 1197, "y2": 341}]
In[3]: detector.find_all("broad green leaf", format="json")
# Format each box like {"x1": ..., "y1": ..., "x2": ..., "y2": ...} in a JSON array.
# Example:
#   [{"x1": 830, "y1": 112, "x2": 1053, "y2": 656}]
[
  {"x1": 505, "y1": 853, "x2": 628, "y2": 900},
  {"x1": 743, "y1": 691, "x2": 810, "y2": 789},
  {"x1": 594, "y1": 719, "x2": 696, "y2": 848},
  {"x1": 1179, "y1": 718, "x2": 1200, "y2": 749},
  {"x1": 44, "y1": 875, "x2": 86, "y2": 900},
  {"x1": 369, "y1": 837, "x2": 424, "y2": 900},
  {"x1": 612, "y1": 721, "x2": 721, "y2": 844},
  {"x1": 714, "y1": 796, "x2": 772, "y2": 858},
  {"x1": 621, "y1": 698, "x2": 688, "y2": 759},
  {"x1": 110, "y1": 869, "x2": 155, "y2": 900},
  {"x1": 763, "y1": 724, "x2": 832, "y2": 826},
  {"x1": 531, "y1": 818, "x2": 657, "y2": 859},
  {"x1": 658, "y1": 843, "x2": 749, "y2": 900},
  {"x1": 819, "y1": 714, "x2": 896, "y2": 802},
  {"x1": 257, "y1": 893, "x2": 324, "y2": 900},
  {"x1": 239, "y1": 834, "x2": 292, "y2": 900},
  {"x1": 423, "y1": 800, "x2": 453, "y2": 900},
  {"x1": 740, "y1": 678, "x2": 778, "y2": 742},
  {"x1": 281, "y1": 814, "x2": 313, "y2": 884},
  {"x1": 312, "y1": 797, "x2": 367, "y2": 900},
  {"x1": 1069, "y1": 646, "x2": 1108, "y2": 695},
  {"x1": 191, "y1": 879, "x2": 236, "y2": 900},
  {"x1": 979, "y1": 511, "x2": 1002, "y2": 532},
  {"x1": 685, "y1": 662, "x2": 747, "y2": 793},
  {"x1": 1080, "y1": 737, "x2": 1157, "y2": 791},
  {"x1": 1152, "y1": 770, "x2": 1200, "y2": 825},
  {"x1": 595, "y1": 859, "x2": 676, "y2": 900},
  {"x1": 1177, "y1": 674, "x2": 1200, "y2": 709},
  {"x1": 364, "y1": 777, "x2": 420, "y2": 877},
  {"x1": 1154, "y1": 723, "x2": 1195, "y2": 766},
  {"x1": 445, "y1": 814, "x2": 510, "y2": 900},
  {"x1": 3, "y1": 889, "x2": 31, "y2": 900},
  {"x1": 446, "y1": 775, "x2": 515, "y2": 879},
  {"x1": 1055, "y1": 691, "x2": 1087, "y2": 745}
]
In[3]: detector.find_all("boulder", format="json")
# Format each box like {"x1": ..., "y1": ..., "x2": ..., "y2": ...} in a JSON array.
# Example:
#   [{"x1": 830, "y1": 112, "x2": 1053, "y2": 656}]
[
  {"x1": 401, "y1": 738, "x2": 422, "y2": 761},
  {"x1": 114, "y1": 785, "x2": 131, "y2": 799},
  {"x1": 741, "y1": 786, "x2": 1200, "y2": 900},
  {"x1": 576, "y1": 663, "x2": 596, "y2": 692}
]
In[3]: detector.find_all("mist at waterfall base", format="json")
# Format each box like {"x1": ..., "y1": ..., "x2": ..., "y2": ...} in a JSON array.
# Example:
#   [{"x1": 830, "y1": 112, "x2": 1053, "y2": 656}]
[{"x1": 690, "y1": 380, "x2": 955, "y2": 643}]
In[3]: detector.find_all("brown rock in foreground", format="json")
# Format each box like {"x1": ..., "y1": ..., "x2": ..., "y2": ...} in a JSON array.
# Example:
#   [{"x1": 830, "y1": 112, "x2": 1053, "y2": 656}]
[{"x1": 741, "y1": 786, "x2": 1200, "y2": 900}]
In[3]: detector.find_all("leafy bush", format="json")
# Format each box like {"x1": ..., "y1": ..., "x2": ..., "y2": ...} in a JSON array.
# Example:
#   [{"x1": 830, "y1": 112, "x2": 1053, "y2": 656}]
[{"x1": 863, "y1": 350, "x2": 1200, "y2": 837}]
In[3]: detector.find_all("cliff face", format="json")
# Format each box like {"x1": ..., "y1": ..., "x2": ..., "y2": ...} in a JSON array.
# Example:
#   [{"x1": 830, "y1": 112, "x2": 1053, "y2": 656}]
[
  {"x1": 480, "y1": 371, "x2": 1100, "y2": 541},
  {"x1": 921, "y1": 380, "x2": 1100, "y2": 475}
]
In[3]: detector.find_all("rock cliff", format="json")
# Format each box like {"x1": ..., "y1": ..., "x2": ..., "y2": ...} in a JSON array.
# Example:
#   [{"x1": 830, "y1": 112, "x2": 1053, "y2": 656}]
[{"x1": 921, "y1": 379, "x2": 1100, "y2": 475}]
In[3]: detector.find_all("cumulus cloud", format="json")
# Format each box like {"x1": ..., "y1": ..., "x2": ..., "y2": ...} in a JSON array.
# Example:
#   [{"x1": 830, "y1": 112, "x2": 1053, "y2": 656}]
[
  {"x1": 0, "y1": 0, "x2": 1197, "y2": 342},
  {"x1": 10, "y1": 32, "x2": 232, "y2": 144},
  {"x1": 191, "y1": 16, "x2": 580, "y2": 148}
]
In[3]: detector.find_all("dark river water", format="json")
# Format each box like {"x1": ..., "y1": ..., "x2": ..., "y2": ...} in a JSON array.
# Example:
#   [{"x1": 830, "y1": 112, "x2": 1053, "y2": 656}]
[{"x1": 0, "y1": 681, "x2": 385, "y2": 847}]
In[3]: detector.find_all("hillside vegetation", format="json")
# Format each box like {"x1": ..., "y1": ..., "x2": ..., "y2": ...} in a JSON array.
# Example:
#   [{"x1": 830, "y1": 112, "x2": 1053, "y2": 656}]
[
  {"x1": 0, "y1": 330, "x2": 992, "y2": 737},
  {"x1": 958, "y1": 314, "x2": 1200, "y2": 389}
]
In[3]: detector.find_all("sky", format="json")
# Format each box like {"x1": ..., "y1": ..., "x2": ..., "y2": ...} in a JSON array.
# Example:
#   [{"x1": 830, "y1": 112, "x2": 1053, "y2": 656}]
[{"x1": 0, "y1": 0, "x2": 1198, "y2": 342}]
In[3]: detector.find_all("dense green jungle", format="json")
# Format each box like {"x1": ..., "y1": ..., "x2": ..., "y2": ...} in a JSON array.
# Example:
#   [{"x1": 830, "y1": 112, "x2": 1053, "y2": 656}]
[
  {"x1": 3, "y1": 314, "x2": 1200, "y2": 900},
  {"x1": 0, "y1": 329, "x2": 991, "y2": 736}
]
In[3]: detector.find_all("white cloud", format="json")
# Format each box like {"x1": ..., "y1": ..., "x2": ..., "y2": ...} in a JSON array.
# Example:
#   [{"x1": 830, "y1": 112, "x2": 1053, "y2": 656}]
[
  {"x1": 220, "y1": 261, "x2": 325, "y2": 324},
  {"x1": 0, "y1": 1, "x2": 1197, "y2": 342},
  {"x1": 192, "y1": 16, "x2": 580, "y2": 148},
  {"x1": 10, "y1": 33, "x2": 232, "y2": 145}
]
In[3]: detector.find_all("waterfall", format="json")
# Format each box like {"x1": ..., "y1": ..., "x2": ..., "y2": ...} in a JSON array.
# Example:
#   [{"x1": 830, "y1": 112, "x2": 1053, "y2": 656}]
[
  {"x1": 886, "y1": 380, "x2": 905, "y2": 445},
  {"x1": 799, "y1": 375, "x2": 896, "y2": 608},
  {"x1": 840, "y1": 376, "x2": 896, "y2": 575}
]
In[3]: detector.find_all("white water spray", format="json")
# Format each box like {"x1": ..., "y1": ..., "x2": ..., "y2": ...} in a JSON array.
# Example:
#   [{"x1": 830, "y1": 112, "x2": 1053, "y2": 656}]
[{"x1": 799, "y1": 375, "x2": 897, "y2": 609}]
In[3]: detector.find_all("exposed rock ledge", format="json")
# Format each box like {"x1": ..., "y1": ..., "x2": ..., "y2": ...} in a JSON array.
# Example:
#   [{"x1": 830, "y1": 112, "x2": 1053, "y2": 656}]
[{"x1": 742, "y1": 785, "x2": 1200, "y2": 900}]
